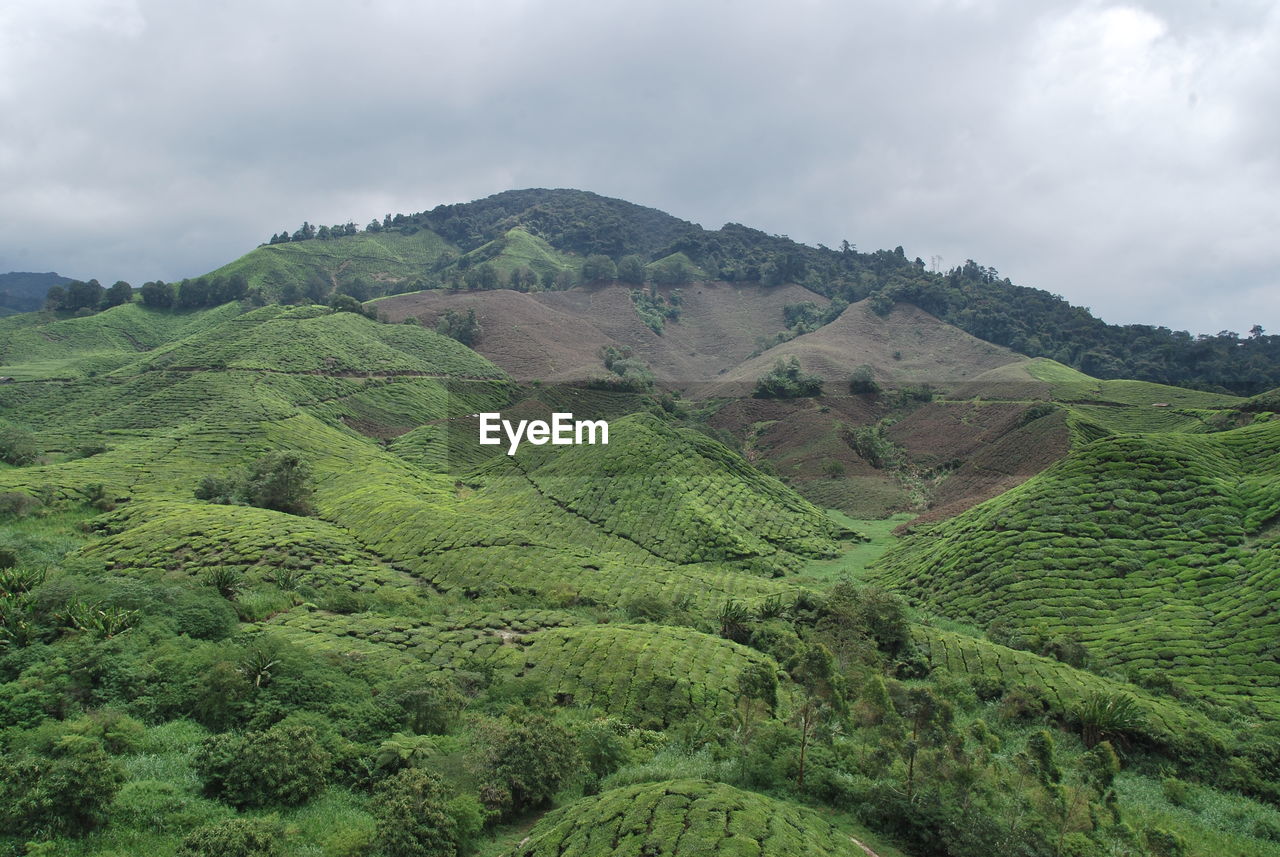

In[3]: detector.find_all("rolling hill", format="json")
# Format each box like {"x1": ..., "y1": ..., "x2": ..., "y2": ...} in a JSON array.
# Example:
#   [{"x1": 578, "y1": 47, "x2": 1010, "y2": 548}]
[{"x1": 4, "y1": 190, "x2": 1280, "y2": 857}]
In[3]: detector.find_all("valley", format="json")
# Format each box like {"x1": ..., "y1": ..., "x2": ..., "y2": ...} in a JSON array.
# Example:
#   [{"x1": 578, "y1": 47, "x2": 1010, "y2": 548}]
[{"x1": 2, "y1": 189, "x2": 1278, "y2": 857}]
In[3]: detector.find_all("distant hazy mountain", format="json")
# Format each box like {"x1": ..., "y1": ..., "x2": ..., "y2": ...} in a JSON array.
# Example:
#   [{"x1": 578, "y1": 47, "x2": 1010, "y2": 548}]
[{"x1": 0, "y1": 271, "x2": 69, "y2": 315}]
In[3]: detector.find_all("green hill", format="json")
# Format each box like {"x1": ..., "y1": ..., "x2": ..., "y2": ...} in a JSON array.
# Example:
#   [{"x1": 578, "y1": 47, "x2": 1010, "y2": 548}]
[
  {"x1": 5, "y1": 192, "x2": 1280, "y2": 857},
  {"x1": 873, "y1": 418, "x2": 1280, "y2": 715},
  {"x1": 0, "y1": 271, "x2": 69, "y2": 315},
  {"x1": 510, "y1": 780, "x2": 873, "y2": 857}
]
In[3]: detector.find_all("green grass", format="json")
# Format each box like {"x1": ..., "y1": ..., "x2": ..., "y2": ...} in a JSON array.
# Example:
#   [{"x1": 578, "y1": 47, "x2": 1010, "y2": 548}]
[
  {"x1": 795, "y1": 512, "x2": 912, "y2": 587},
  {"x1": 1115, "y1": 772, "x2": 1280, "y2": 857}
]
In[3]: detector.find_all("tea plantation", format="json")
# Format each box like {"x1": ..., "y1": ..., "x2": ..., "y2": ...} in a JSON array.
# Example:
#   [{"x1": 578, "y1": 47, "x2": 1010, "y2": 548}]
[
  {"x1": 874, "y1": 420, "x2": 1280, "y2": 715},
  {"x1": 510, "y1": 779, "x2": 865, "y2": 857},
  {"x1": 3, "y1": 297, "x2": 1280, "y2": 857}
]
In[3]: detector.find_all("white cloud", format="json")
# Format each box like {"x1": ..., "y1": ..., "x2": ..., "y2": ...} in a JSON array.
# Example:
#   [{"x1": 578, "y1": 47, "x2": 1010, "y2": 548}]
[{"x1": 0, "y1": 0, "x2": 1276, "y2": 333}]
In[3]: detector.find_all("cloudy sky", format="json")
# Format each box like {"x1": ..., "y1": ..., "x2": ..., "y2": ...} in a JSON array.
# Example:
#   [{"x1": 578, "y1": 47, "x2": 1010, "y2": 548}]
[{"x1": 2, "y1": 0, "x2": 1276, "y2": 334}]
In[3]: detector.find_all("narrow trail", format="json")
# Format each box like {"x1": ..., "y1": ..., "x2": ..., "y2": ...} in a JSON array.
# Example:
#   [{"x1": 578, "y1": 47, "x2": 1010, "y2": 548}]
[{"x1": 850, "y1": 835, "x2": 882, "y2": 857}]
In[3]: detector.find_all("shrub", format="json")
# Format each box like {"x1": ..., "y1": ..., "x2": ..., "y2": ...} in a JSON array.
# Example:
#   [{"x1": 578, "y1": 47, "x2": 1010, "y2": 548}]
[
  {"x1": 193, "y1": 723, "x2": 331, "y2": 808},
  {"x1": 1074, "y1": 691, "x2": 1143, "y2": 749},
  {"x1": 172, "y1": 591, "x2": 241, "y2": 640},
  {"x1": 0, "y1": 425, "x2": 40, "y2": 466},
  {"x1": 847, "y1": 424, "x2": 902, "y2": 469},
  {"x1": 0, "y1": 735, "x2": 125, "y2": 838},
  {"x1": 0, "y1": 491, "x2": 40, "y2": 519},
  {"x1": 754, "y1": 356, "x2": 823, "y2": 398},
  {"x1": 370, "y1": 769, "x2": 465, "y2": 857},
  {"x1": 1144, "y1": 827, "x2": 1187, "y2": 857},
  {"x1": 176, "y1": 817, "x2": 284, "y2": 857},
  {"x1": 111, "y1": 780, "x2": 223, "y2": 834}
]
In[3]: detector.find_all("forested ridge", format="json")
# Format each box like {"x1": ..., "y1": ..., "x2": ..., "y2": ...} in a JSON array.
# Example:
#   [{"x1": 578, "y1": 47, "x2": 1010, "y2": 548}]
[
  {"x1": 28, "y1": 188, "x2": 1279, "y2": 394},
  {"x1": 258, "y1": 189, "x2": 1280, "y2": 395}
]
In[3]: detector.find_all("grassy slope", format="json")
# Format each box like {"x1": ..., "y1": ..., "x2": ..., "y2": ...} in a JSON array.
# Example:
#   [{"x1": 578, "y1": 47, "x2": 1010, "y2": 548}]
[
  {"x1": 1, "y1": 302, "x2": 843, "y2": 733},
  {"x1": 5, "y1": 292, "x2": 1279, "y2": 856},
  {"x1": 0, "y1": 302, "x2": 244, "y2": 379},
  {"x1": 204, "y1": 229, "x2": 457, "y2": 295},
  {"x1": 872, "y1": 418, "x2": 1280, "y2": 715}
]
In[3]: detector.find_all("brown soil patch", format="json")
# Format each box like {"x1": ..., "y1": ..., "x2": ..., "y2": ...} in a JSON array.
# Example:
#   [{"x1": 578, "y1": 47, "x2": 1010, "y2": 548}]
[
  {"x1": 376, "y1": 281, "x2": 827, "y2": 389},
  {"x1": 697, "y1": 300, "x2": 1028, "y2": 398}
]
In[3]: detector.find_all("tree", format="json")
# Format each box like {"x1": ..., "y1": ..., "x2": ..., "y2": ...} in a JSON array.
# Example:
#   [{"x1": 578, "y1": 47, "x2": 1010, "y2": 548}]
[
  {"x1": 479, "y1": 712, "x2": 581, "y2": 818},
  {"x1": 370, "y1": 769, "x2": 470, "y2": 857},
  {"x1": 849, "y1": 364, "x2": 881, "y2": 395},
  {"x1": 617, "y1": 254, "x2": 646, "y2": 284},
  {"x1": 391, "y1": 673, "x2": 466, "y2": 735},
  {"x1": 582, "y1": 254, "x2": 617, "y2": 282},
  {"x1": 177, "y1": 277, "x2": 213, "y2": 309},
  {"x1": 732, "y1": 661, "x2": 779, "y2": 762},
  {"x1": 104, "y1": 280, "x2": 133, "y2": 308},
  {"x1": 44, "y1": 284, "x2": 67, "y2": 310},
  {"x1": 754, "y1": 356, "x2": 823, "y2": 398},
  {"x1": 435, "y1": 308, "x2": 479, "y2": 345},
  {"x1": 193, "y1": 723, "x2": 330, "y2": 808},
  {"x1": 64, "y1": 279, "x2": 105, "y2": 312},
  {"x1": 242, "y1": 451, "x2": 314, "y2": 516},
  {"x1": 651, "y1": 257, "x2": 692, "y2": 286},
  {"x1": 900, "y1": 686, "x2": 953, "y2": 799},
  {"x1": 196, "y1": 451, "x2": 315, "y2": 516},
  {"x1": 787, "y1": 642, "x2": 844, "y2": 790},
  {"x1": 0, "y1": 734, "x2": 125, "y2": 838},
  {"x1": 329, "y1": 293, "x2": 365, "y2": 315},
  {"x1": 140, "y1": 280, "x2": 175, "y2": 308}
]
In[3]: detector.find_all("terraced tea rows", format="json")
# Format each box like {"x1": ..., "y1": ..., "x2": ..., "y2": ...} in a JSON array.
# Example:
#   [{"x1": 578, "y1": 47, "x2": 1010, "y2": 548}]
[
  {"x1": 133, "y1": 304, "x2": 507, "y2": 377},
  {"x1": 505, "y1": 624, "x2": 778, "y2": 725},
  {"x1": 914, "y1": 627, "x2": 1227, "y2": 749},
  {"x1": 875, "y1": 420, "x2": 1280, "y2": 714},
  {"x1": 266, "y1": 609, "x2": 586, "y2": 670},
  {"x1": 511, "y1": 779, "x2": 863, "y2": 857},
  {"x1": 513, "y1": 413, "x2": 842, "y2": 568},
  {"x1": 77, "y1": 501, "x2": 418, "y2": 596},
  {"x1": 0, "y1": 302, "x2": 243, "y2": 379},
  {"x1": 268, "y1": 612, "x2": 772, "y2": 725}
]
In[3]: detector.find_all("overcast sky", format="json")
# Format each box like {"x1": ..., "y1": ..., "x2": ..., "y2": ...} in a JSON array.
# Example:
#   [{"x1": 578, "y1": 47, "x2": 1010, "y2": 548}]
[{"x1": 2, "y1": 0, "x2": 1276, "y2": 334}]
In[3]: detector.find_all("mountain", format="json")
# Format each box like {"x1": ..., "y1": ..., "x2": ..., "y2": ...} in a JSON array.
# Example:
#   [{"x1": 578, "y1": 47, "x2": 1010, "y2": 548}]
[
  {"x1": 203, "y1": 188, "x2": 1280, "y2": 394},
  {"x1": 0, "y1": 271, "x2": 69, "y2": 315},
  {"x1": 3, "y1": 194, "x2": 1280, "y2": 857}
]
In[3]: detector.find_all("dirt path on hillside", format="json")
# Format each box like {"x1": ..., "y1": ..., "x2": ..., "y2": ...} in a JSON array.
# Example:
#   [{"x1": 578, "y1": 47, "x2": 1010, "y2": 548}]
[{"x1": 850, "y1": 835, "x2": 882, "y2": 857}]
